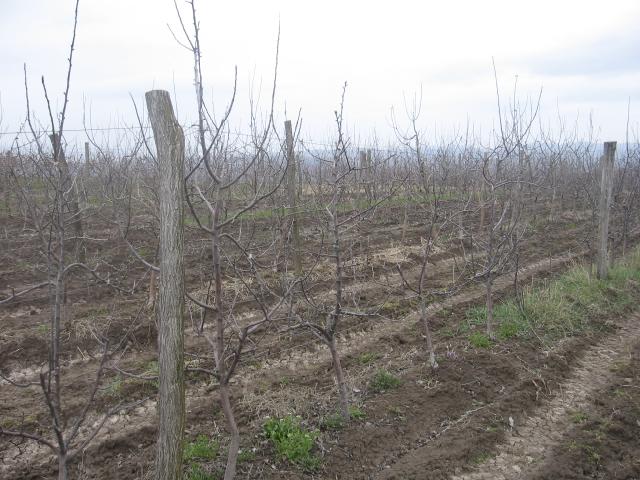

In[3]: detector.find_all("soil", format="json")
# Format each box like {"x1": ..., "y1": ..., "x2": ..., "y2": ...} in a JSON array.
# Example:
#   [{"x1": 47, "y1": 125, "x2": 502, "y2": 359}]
[{"x1": 1, "y1": 201, "x2": 639, "y2": 479}]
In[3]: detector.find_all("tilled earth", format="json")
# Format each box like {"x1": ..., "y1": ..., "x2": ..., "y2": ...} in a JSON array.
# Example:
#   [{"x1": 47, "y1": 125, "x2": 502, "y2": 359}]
[{"x1": 3, "y1": 203, "x2": 638, "y2": 479}]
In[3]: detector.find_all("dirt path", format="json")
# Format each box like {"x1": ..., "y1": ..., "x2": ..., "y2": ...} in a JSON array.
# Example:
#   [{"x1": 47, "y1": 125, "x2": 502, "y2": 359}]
[{"x1": 447, "y1": 312, "x2": 640, "y2": 480}]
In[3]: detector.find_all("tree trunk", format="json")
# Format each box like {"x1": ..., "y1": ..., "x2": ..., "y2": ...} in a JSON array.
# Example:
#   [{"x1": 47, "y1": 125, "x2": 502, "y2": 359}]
[
  {"x1": 219, "y1": 382, "x2": 240, "y2": 480},
  {"x1": 327, "y1": 335, "x2": 350, "y2": 420},
  {"x1": 485, "y1": 273, "x2": 495, "y2": 340},
  {"x1": 478, "y1": 182, "x2": 486, "y2": 231},
  {"x1": 146, "y1": 89, "x2": 186, "y2": 480},
  {"x1": 57, "y1": 453, "x2": 68, "y2": 480},
  {"x1": 401, "y1": 201, "x2": 409, "y2": 242},
  {"x1": 285, "y1": 120, "x2": 302, "y2": 275},
  {"x1": 419, "y1": 297, "x2": 438, "y2": 369}
]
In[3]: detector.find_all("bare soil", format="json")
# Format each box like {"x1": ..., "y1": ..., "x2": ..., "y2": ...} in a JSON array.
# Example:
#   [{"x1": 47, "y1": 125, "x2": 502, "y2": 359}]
[{"x1": 2, "y1": 202, "x2": 638, "y2": 479}]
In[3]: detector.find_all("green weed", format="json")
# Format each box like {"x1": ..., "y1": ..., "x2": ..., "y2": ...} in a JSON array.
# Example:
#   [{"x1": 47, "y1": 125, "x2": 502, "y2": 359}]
[
  {"x1": 570, "y1": 411, "x2": 588, "y2": 424},
  {"x1": 471, "y1": 451, "x2": 492, "y2": 464},
  {"x1": 370, "y1": 369, "x2": 401, "y2": 392},
  {"x1": 348, "y1": 406, "x2": 366, "y2": 420},
  {"x1": 183, "y1": 435, "x2": 219, "y2": 462},
  {"x1": 263, "y1": 416, "x2": 320, "y2": 471},
  {"x1": 357, "y1": 352, "x2": 380, "y2": 365},
  {"x1": 464, "y1": 250, "x2": 640, "y2": 343},
  {"x1": 469, "y1": 332, "x2": 491, "y2": 349},
  {"x1": 237, "y1": 449, "x2": 256, "y2": 463},
  {"x1": 184, "y1": 464, "x2": 218, "y2": 480}
]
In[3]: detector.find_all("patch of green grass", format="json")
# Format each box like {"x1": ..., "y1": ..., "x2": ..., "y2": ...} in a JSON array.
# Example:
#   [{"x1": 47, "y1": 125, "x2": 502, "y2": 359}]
[
  {"x1": 441, "y1": 327, "x2": 457, "y2": 338},
  {"x1": 357, "y1": 352, "x2": 380, "y2": 365},
  {"x1": 237, "y1": 449, "x2": 256, "y2": 463},
  {"x1": 143, "y1": 360, "x2": 159, "y2": 375},
  {"x1": 86, "y1": 306, "x2": 109, "y2": 317},
  {"x1": 388, "y1": 405, "x2": 405, "y2": 418},
  {"x1": 465, "y1": 303, "x2": 528, "y2": 340},
  {"x1": 263, "y1": 416, "x2": 320, "y2": 471},
  {"x1": 0, "y1": 418, "x2": 17, "y2": 429},
  {"x1": 497, "y1": 318, "x2": 522, "y2": 339},
  {"x1": 612, "y1": 388, "x2": 629, "y2": 398},
  {"x1": 568, "y1": 441, "x2": 601, "y2": 464},
  {"x1": 321, "y1": 413, "x2": 346, "y2": 430},
  {"x1": 15, "y1": 259, "x2": 30, "y2": 270},
  {"x1": 468, "y1": 332, "x2": 492, "y2": 349},
  {"x1": 465, "y1": 306, "x2": 487, "y2": 328},
  {"x1": 484, "y1": 423, "x2": 499, "y2": 433},
  {"x1": 278, "y1": 376, "x2": 291, "y2": 387},
  {"x1": 471, "y1": 451, "x2": 492, "y2": 464},
  {"x1": 570, "y1": 411, "x2": 588, "y2": 424},
  {"x1": 380, "y1": 298, "x2": 417, "y2": 316},
  {"x1": 136, "y1": 246, "x2": 154, "y2": 259},
  {"x1": 141, "y1": 360, "x2": 159, "y2": 389},
  {"x1": 184, "y1": 464, "x2": 218, "y2": 480},
  {"x1": 104, "y1": 375, "x2": 123, "y2": 397},
  {"x1": 349, "y1": 406, "x2": 366, "y2": 420},
  {"x1": 36, "y1": 323, "x2": 50, "y2": 336},
  {"x1": 370, "y1": 369, "x2": 401, "y2": 392},
  {"x1": 321, "y1": 405, "x2": 366, "y2": 430},
  {"x1": 183, "y1": 435, "x2": 219, "y2": 462},
  {"x1": 464, "y1": 250, "x2": 640, "y2": 343}
]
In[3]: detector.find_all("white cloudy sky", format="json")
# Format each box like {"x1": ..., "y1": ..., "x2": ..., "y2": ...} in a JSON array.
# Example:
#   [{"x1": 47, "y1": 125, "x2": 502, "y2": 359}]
[{"x1": 1, "y1": 0, "x2": 639, "y2": 149}]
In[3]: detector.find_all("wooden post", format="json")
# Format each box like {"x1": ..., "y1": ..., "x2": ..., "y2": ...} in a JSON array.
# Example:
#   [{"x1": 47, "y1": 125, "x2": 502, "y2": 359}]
[
  {"x1": 478, "y1": 180, "x2": 486, "y2": 231},
  {"x1": 79, "y1": 141, "x2": 89, "y2": 211},
  {"x1": 297, "y1": 152, "x2": 303, "y2": 199},
  {"x1": 359, "y1": 150, "x2": 366, "y2": 201},
  {"x1": 366, "y1": 149, "x2": 373, "y2": 200},
  {"x1": 285, "y1": 120, "x2": 302, "y2": 275},
  {"x1": 146, "y1": 89, "x2": 186, "y2": 480},
  {"x1": 1, "y1": 154, "x2": 12, "y2": 216},
  {"x1": 597, "y1": 141, "x2": 616, "y2": 280},
  {"x1": 50, "y1": 133, "x2": 85, "y2": 262}
]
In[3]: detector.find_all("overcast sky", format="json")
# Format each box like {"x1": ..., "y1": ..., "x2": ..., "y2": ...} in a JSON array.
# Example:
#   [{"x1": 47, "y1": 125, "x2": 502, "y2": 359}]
[{"x1": 1, "y1": 0, "x2": 639, "y2": 149}]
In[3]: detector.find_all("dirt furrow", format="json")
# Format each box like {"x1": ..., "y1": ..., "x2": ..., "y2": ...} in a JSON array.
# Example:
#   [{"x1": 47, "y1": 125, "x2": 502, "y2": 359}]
[
  {"x1": 0, "y1": 251, "x2": 581, "y2": 477},
  {"x1": 258, "y1": 251, "x2": 580, "y2": 375},
  {"x1": 448, "y1": 313, "x2": 640, "y2": 480},
  {"x1": 0, "y1": 242, "x2": 482, "y2": 383}
]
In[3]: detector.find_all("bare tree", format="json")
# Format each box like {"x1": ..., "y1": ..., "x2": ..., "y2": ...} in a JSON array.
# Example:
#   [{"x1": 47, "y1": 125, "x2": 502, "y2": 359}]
[
  {"x1": 0, "y1": 3, "x2": 143, "y2": 478},
  {"x1": 294, "y1": 83, "x2": 399, "y2": 419},
  {"x1": 170, "y1": 2, "x2": 289, "y2": 478}
]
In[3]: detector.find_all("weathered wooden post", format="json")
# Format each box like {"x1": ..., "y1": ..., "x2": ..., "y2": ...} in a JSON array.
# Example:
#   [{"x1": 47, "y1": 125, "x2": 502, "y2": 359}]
[
  {"x1": 597, "y1": 141, "x2": 616, "y2": 279},
  {"x1": 50, "y1": 133, "x2": 85, "y2": 262},
  {"x1": 146, "y1": 89, "x2": 186, "y2": 480},
  {"x1": 81, "y1": 141, "x2": 89, "y2": 209},
  {"x1": 285, "y1": 120, "x2": 302, "y2": 275},
  {"x1": 478, "y1": 173, "x2": 487, "y2": 232}
]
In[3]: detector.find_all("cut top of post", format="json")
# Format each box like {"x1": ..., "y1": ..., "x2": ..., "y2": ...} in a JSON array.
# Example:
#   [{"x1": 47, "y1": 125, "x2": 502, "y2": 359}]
[{"x1": 603, "y1": 141, "x2": 617, "y2": 155}]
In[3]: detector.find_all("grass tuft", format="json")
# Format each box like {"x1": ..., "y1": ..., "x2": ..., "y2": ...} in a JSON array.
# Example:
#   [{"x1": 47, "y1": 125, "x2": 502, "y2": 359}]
[
  {"x1": 357, "y1": 351, "x2": 380, "y2": 365},
  {"x1": 263, "y1": 416, "x2": 320, "y2": 471},
  {"x1": 465, "y1": 252, "x2": 640, "y2": 342},
  {"x1": 183, "y1": 435, "x2": 219, "y2": 462},
  {"x1": 469, "y1": 332, "x2": 492, "y2": 349},
  {"x1": 184, "y1": 464, "x2": 218, "y2": 480},
  {"x1": 370, "y1": 369, "x2": 402, "y2": 392}
]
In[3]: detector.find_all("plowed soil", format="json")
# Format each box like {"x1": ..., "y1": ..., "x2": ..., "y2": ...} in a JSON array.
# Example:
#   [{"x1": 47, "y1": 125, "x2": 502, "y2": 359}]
[{"x1": 2, "y1": 203, "x2": 639, "y2": 479}]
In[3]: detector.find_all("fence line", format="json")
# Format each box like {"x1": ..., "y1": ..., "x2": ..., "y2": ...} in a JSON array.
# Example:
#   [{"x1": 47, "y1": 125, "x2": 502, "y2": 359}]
[{"x1": 0, "y1": 124, "x2": 401, "y2": 155}]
